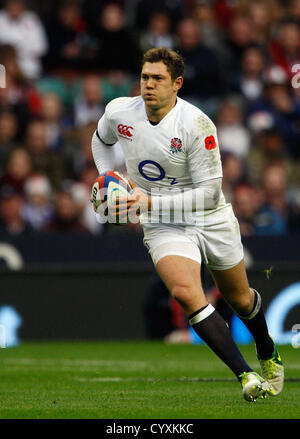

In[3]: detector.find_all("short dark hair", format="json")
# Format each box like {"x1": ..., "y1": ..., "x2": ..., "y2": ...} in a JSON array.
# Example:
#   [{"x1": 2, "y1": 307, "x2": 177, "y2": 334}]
[{"x1": 141, "y1": 47, "x2": 184, "y2": 81}]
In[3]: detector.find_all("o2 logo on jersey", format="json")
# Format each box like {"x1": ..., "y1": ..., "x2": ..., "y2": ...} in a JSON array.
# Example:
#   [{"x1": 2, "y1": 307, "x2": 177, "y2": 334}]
[
  {"x1": 117, "y1": 124, "x2": 134, "y2": 140},
  {"x1": 138, "y1": 160, "x2": 178, "y2": 185},
  {"x1": 139, "y1": 160, "x2": 165, "y2": 181}
]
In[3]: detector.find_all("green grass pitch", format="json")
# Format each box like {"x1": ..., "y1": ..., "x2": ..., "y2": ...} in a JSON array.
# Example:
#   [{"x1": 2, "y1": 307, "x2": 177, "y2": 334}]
[{"x1": 0, "y1": 341, "x2": 299, "y2": 419}]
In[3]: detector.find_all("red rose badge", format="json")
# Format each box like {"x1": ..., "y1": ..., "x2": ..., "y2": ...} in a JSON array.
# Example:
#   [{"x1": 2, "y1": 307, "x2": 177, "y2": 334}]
[
  {"x1": 205, "y1": 135, "x2": 217, "y2": 150},
  {"x1": 170, "y1": 137, "x2": 183, "y2": 154}
]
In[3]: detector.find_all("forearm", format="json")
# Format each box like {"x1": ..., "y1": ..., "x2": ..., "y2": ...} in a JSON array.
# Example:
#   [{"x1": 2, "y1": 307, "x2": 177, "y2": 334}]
[
  {"x1": 150, "y1": 178, "x2": 222, "y2": 214},
  {"x1": 91, "y1": 131, "x2": 115, "y2": 174}
]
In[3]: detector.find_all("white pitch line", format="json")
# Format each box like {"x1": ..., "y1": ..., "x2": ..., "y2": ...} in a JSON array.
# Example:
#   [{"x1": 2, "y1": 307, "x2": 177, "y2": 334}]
[
  {"x1": 74, "y1": 377, "x2": 234, "y2": 383},
  {"x1": 0, "y1": 358, "x2": 148, "y2": 368},
  {"x1": 2, "y1": 358, "x2": 300, "y2": 371},
  {"x1": 0, "y1": 358, "x2": 225, "y2": 371},
  {"x1": 74, "y1": 376, "x2": 300, "y2": 383}
]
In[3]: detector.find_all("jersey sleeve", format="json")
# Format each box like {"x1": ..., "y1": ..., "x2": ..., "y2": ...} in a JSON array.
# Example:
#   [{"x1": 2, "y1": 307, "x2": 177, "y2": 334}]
[
  {"x1": 187, "y1": 117, "x2": 223, "y2": 184},
  {"x1": 97, "y1": 110, "x2": 118, "y2": 146}
]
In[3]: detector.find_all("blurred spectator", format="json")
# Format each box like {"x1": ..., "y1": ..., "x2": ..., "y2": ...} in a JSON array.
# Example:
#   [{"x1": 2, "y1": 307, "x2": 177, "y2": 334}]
[
  {"x1": 247, "y1": 128, "x2": 298, "y2": 187},
  {"x1": 0, "y1": 44, "x2": 40, "y2": 134},
  {"x1": 230, "y1": 45, "x2": 266, "y2": 102},
  {"x1": 0, "y1": 0, "x2": 48, "y2": 80},
  {"x1": 45, "y1": 189, "x2": 90, "y2": 233},
  {"x1": 134, "y1": 0, "x2": 184, "y2": 31},
  {"x1": 237, "y1": 0, "x2": 283, "y2": 44},
  {"x1": 44, "y1": 0, "x2": 98, "y2": 73},
  {"x1": 0, "y1": 111, "x2": 19, "y2": 167},
  {"x1": 40, "y1": 93, "x2": 65, "y2": 150},
  {"x1": 0, "y1": 184, "x2": 32, "y2": 236},
  {"x1": 176, "y1": 17, "x2": 223, "y2": 112},
  {"x1": 222, "y1": 152, "x2": 245, "y2": 203},
  {"x1": 0, "y1": 43, "x2": 26, "y2": 88},
  {"x1": 21, "y1": 174, "x2": 53, "y2": 231},
  {"x1": 193, "y1": 0, "x2": 223, "y2": 51},
  {"x1": 25, "y1": 120, "x2": 65, "y2": 190},
  {"x1": 66, "y1": 122, "x2": 97, "y2": 180},
  {"x1": 213, "y1": 0, "x2": 236, "y2": 30},
  {"x1": 287, "y1": 0, "x2": 300, "y2": 26},
  {"x1": 74, "y1": 75, "x2": 104, "y2": 127},
  {"x1": 81, "y1": 0, "x2": 128, "y2": 32},
  {"x1": 254, "y1": 164, "x2": 290, "y2": 235},
  {"x1": 233, "y1": 184, "x2": 262, "y2": 237},
  {"x1": 94, "y1": 3, "x2": 140, "y2": 73},
  {"x1": 23, "y1": 0, "x2": 56, "y2": 21},
  {"x1": 139, "y1": 12, "x2": 175, "y2": 53},
  {"x1": 222, "y1": 15, "x2": 256, "y2": 77},
  {"x1": 247, "y1": 65, "x2": 300, "y2": 159},
  {"x1": 216, "y1": 97, "x2": 250, "y2": 160},
  {"x1": 247, "y1": 109, "x2": 274, "y2": 134},
  {"x1": 101, "y1": 71, "x2": 133, "y2": 103},
  {"x1": 268, "y1": 19, "x2": 300, "y2": 81},
  {"x1": 0, "y1": 147, "x2": 32, "y2": 194}
]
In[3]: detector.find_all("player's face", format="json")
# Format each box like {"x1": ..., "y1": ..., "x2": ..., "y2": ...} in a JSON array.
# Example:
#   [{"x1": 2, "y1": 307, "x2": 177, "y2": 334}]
[{"x1": 140, "y1": 62, "x2": 182, "y2": 111}]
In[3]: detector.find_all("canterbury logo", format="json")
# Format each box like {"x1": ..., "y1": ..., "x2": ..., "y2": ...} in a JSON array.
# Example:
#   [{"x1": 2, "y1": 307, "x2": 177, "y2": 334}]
[{"x1": 117, "y1": 124, "x2": 133, "y2": 138}]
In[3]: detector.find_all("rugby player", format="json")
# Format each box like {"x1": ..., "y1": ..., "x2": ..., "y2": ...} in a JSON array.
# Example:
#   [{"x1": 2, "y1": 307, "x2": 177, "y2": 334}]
[{"x1": 91, "y1": 47, "x2": 284, "y2": 401}]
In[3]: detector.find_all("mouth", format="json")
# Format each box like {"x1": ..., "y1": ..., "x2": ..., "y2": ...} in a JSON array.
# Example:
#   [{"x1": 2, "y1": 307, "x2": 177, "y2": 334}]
[{"x1": 144, "y1": 93, "x2": 155, "y2": 99}]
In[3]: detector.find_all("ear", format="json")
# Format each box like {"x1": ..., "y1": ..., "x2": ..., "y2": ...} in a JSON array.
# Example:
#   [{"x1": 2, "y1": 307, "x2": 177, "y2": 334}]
[{"x1": 173, "y1": 76, "x2": 183, "y2": 92}]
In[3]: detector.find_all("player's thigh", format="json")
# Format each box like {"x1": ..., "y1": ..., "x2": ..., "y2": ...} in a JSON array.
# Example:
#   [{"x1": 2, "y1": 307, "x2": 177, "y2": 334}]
[
  {"x1": 143, "y1": 224, "x2": 207, "y2": 313},
  {"x1": 209, "y1": 259, "x2": 253, "y2": 311},
  {"x1": 202, "y1": 205, "x2": 244, "y2": 271},
  {"x1": 156, "y1": 255, "x2": 207, "y2": 313}
]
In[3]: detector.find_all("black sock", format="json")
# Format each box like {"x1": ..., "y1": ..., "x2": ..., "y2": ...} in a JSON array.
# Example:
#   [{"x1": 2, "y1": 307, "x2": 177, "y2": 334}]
[
  {"x1": 238, "y1": 290, "x2": 274, "y2": 360},
  {"x1": 189, "y1": 304, "x2": 252, "y2": 379}
]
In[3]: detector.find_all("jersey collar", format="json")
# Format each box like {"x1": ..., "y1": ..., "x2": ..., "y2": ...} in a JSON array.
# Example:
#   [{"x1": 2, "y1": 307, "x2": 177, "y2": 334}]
[{"x1": 143, "y1": 97, "x2": 181, "y2": 127}]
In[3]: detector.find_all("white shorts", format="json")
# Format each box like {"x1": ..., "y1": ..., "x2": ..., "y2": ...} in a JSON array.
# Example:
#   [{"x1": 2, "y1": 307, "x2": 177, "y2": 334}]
[{"x1": 142, "y1": 204, "x2": 244, "y2": 271}]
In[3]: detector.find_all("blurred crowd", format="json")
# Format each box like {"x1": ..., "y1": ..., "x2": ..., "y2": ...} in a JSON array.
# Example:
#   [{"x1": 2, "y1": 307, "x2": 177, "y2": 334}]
[{"x1": 0, "y1": 0, "x2": 300, "y2": 237}]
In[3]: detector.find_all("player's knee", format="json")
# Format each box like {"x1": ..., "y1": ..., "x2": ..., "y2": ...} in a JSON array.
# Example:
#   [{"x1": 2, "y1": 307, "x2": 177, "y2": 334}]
[
  {"x1": 171, "y1": 284, "x2": 197, "y2": 308},
  {"x1": 229, "y1": 292, "x2": 252, "y2": 315}
]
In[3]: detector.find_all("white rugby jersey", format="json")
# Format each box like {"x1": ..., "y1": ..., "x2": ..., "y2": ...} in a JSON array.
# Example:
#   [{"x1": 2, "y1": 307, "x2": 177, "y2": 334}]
[{"x1": 95, "y1": 95, "x2": 228, "y2": 225}]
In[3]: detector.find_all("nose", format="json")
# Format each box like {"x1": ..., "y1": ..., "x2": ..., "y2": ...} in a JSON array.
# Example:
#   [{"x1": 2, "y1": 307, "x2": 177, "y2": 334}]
[{"x1": 146, "y1": 78, "x2": 155, "y2": 88}]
